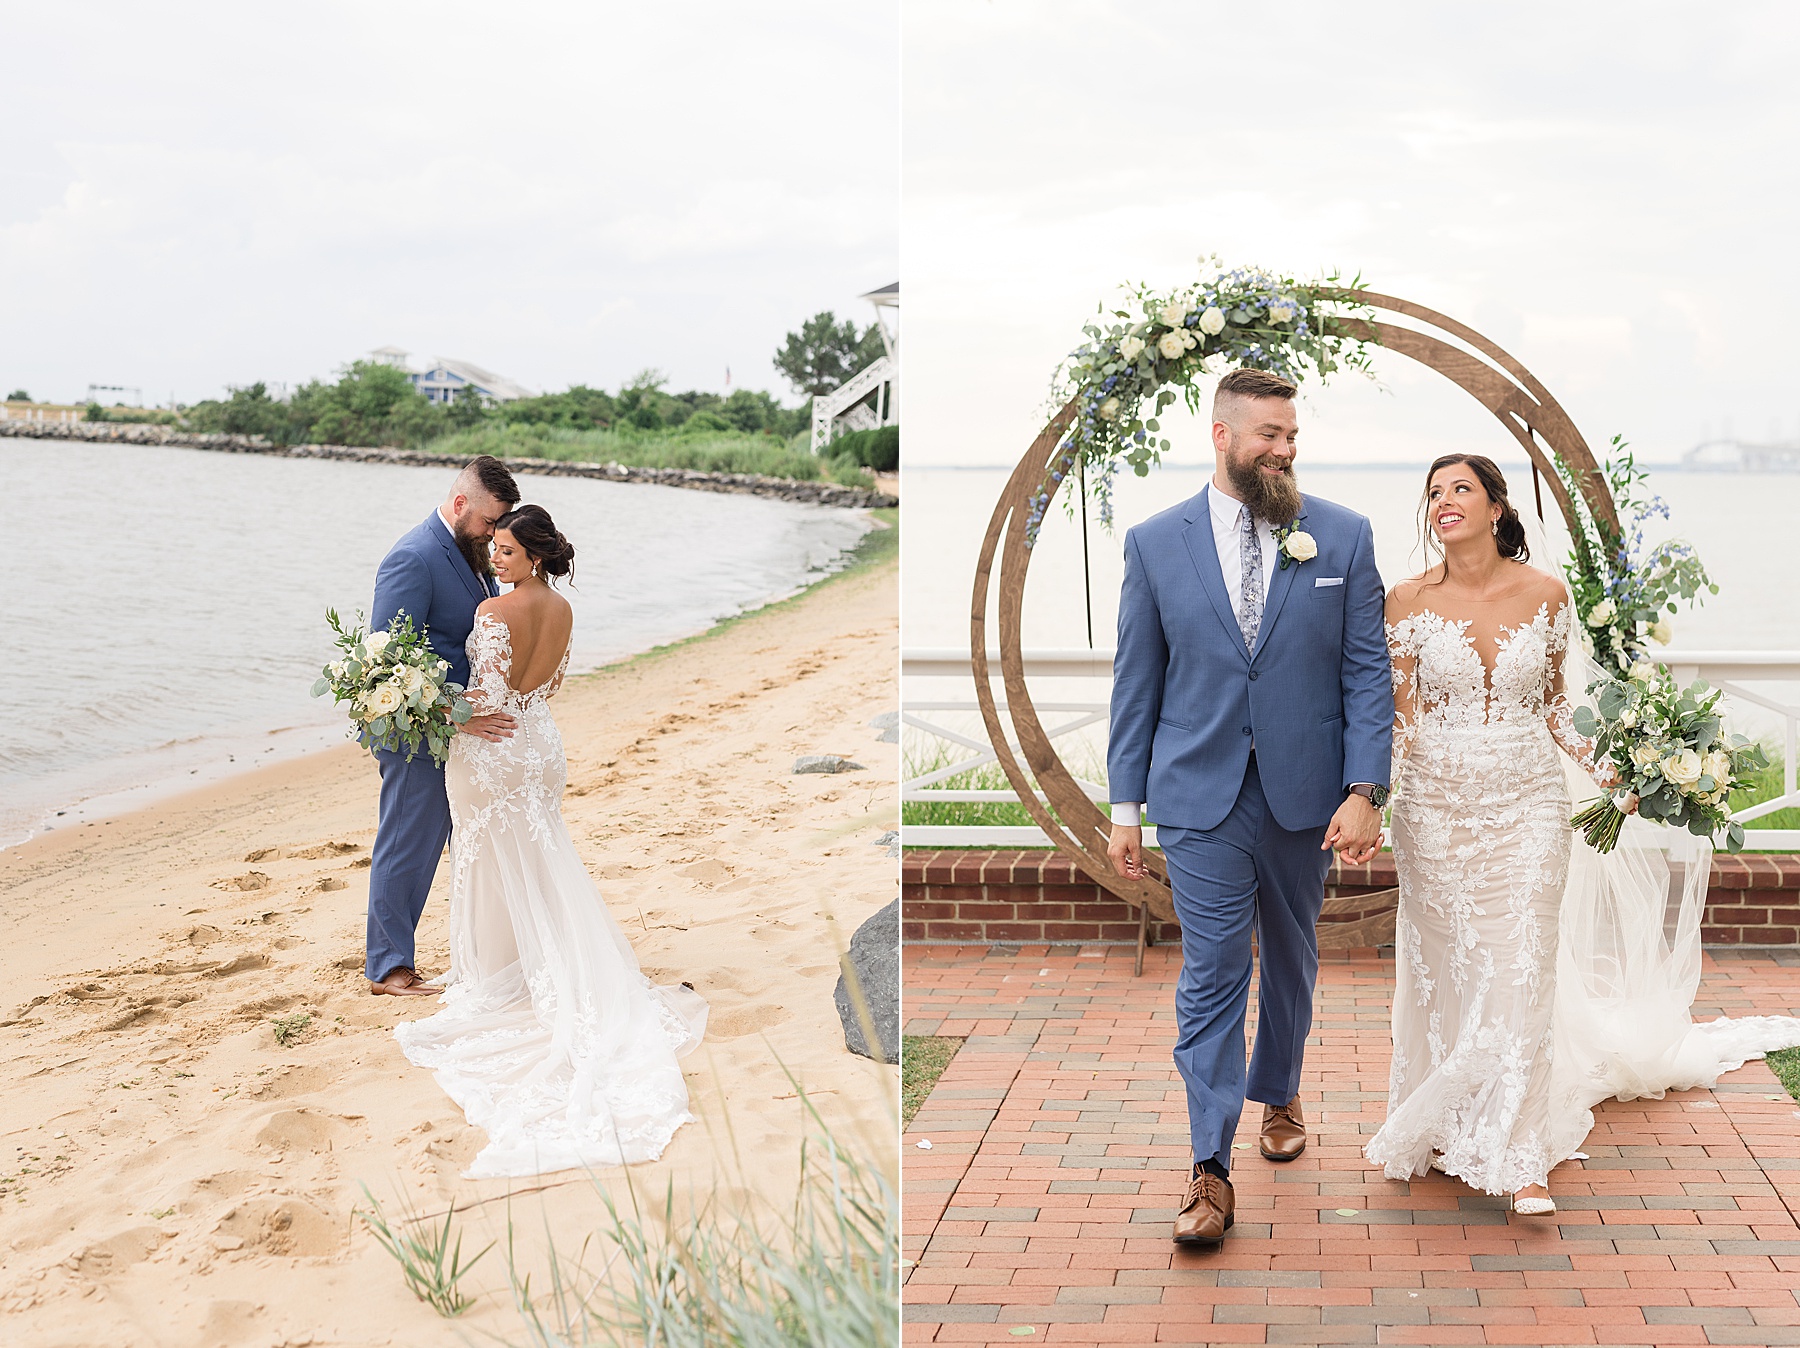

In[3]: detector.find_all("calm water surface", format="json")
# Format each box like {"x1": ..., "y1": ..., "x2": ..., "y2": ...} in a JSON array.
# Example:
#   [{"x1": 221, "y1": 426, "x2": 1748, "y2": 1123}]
[{"x1": 4, "y1": 438, "x2": 872, "y2": 846}]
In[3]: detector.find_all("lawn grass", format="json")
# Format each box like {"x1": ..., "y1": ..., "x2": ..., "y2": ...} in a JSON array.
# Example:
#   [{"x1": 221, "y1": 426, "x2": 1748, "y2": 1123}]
[
  {"x1": 901, "y1": 1035, "x2": 963, "y2": 1128},
  {"x1": 1766, "y1": 1046, "x2": 1800, "y2": 1101}
]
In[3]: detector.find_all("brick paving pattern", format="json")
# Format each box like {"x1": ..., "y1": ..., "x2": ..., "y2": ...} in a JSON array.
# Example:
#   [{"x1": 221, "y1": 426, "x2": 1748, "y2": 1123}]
[{"x1": 903, "y1": 943, "x2": 1800, "y2": 1346}]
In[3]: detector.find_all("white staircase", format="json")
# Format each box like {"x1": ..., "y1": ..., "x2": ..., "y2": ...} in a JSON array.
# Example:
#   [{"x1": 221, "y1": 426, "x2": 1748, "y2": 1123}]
[{"x1": 811, "y1": 355, "x2": 896, "y2": 453}]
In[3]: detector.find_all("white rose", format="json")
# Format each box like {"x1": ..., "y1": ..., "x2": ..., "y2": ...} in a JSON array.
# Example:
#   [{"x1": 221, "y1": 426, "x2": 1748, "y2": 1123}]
[
  {"x1": 397, "y1": 665, "x2": 423, "y2": 695},
  {"x1": 1628, "y1": 658, "x2": 1656, "y2": 684},
  {"x1": 1631, "y1": 741, "x2": 1662, "y2": 769},
  {"x1": 1650, "y1": 619, "x2": 1673, "y2": 645},
  {"x1": 365, "y1": 682, "x2": 403, "y2": 719},
  {"x1": 1157, "y1": 330, "x2": 1188, "y2": 359},
  {"x1": 1097, "y1": 397, "x2": 1121, "y2": 421},
  {"x1": 1198, "y1": 306, "x2": 1226, "y2": 335},
  {"x1": 420, "y1": 681, "x2": 440, "y2": 705},
  {"x1": 1704, "y1": 750, "x2": 1732, "y2": 785},
  {"x1": 1266, "y1": 296, "x2": 1300, "y2": 324},
  {"x1": 1662, "y1": 749, "x2": 1703, "y2": 788},
  {"x1": 1619, "y1": 707, "x2": 1638, "y2": 729},
  {"x1": 1282, "y1": 530, "x2": 1318, "y2": 562},
  {"x1": 1118, "y1": 334, "x2": 1145, "y2": 361},
  {"x1": 328, "y1": 660, "x2": 348, "y2": 681},
  {"x1": 1586, "y1": 599, "x2": 1615, "y2": 627},
  {"x1": 364, "y1": 630, "x2": 392, "y2": 657},
  {"x1": 1157, "y1": 300, "x2": 1190, "y2": 328}
]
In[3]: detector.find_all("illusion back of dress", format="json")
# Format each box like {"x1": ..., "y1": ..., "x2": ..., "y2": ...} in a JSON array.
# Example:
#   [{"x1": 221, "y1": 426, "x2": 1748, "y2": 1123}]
[{"x1": 394, "y1": 612, "x2": 706, "y2": 1179}]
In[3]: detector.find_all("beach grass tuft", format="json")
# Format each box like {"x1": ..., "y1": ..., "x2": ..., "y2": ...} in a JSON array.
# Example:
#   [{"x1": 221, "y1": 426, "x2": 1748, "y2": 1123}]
[
  {"x1": 357, "y1": 1185, "x2": 493, "y2": 1317},
  {"x1": 901, "y1": 1036, "x2": 963, "y2": 1127},
  {"x1": 504, "y1": 1088, "x2": 897, "y2": 1347},
  {"x1": 269, "y1": 1012, "x2": 311, "y2": 1047}
]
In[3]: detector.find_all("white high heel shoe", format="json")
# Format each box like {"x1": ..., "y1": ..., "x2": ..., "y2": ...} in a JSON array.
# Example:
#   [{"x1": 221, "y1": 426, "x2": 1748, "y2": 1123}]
[{"x1": 1511, "y1": 1190, "x2": 1556, "y2": 1216}]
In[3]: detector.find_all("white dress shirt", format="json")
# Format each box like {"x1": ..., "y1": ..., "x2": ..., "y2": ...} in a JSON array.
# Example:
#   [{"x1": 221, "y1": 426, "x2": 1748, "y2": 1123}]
[{"x1": 1113, "y1": 480, "x2": 1274, "y2": 828}]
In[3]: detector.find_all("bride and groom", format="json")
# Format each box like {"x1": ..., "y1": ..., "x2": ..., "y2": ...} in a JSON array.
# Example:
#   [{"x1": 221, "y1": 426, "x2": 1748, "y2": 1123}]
[
  {"x1": 364, "y1": 455, "x2": 705, "y2": 1178},
  {"x1": 1106, "y1": 367, "x2": 1800, "y2": 1243}
]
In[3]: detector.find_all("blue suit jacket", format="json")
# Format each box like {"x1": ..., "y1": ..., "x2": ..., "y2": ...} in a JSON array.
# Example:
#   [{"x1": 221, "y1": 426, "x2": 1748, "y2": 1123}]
[
  {"x1": 1107, "y1": 486, "x2": 1393, "y2": 833},
  {"x1": 371, "y1": 511, "x2": 497, "y2": 694}
]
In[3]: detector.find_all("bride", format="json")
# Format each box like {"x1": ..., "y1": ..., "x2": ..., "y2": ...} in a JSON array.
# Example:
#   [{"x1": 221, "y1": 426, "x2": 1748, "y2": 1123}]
[
  {"x1": 395, "y1": 504, "x2": 707, "y2": 1179},
  {"x1": 1366, "y1": 454, "x2": 1800, "y2": 1215}
]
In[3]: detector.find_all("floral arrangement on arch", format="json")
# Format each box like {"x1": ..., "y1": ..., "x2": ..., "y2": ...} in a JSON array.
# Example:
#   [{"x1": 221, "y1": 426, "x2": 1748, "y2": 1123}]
[
  {"x1": 1027, "y1": 260, "x2": 1378, "y2": 545},
  {"x1": 1553, "y1": 444, "x2": 1764, "y2": 853}
]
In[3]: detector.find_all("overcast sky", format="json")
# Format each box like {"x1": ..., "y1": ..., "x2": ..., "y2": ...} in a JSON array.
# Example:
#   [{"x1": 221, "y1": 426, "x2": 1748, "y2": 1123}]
[
  {"x1": 1, "y1": 2, "x2": 897, "y2": 407},
  {"x1": 903, "y1": 0, "x2": 1800, "y2": 466}
]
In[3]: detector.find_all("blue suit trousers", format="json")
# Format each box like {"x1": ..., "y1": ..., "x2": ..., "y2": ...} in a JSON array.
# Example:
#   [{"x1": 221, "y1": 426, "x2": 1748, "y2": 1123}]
[
  {"x1": 365, "y1": 748, "x2": 452, "y2": 982},
  {"x1": 1159, "y1": 754, "x2": 1332, "y2": 1173}
]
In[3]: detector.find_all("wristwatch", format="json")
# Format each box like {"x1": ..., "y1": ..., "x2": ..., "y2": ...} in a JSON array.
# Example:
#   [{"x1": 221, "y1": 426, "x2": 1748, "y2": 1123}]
[{"x1": 1348, "y1": 783, "x2": 1389, "y2": 810}]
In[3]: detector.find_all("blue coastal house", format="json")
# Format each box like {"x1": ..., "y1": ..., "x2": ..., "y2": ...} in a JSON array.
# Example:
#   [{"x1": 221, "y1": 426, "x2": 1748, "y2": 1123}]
[{"x1": 368, "y1": 347, "x2": 535, "y2": 406}]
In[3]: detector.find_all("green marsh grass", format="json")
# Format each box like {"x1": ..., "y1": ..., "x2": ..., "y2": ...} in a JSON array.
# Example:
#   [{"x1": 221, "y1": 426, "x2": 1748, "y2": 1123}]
[
  {"x1": 425, "y1": 423, "x2": 874, "y2": 487},
  {"x1": 356, "y1": 1185, "x2": 493, "y2": 1317}
]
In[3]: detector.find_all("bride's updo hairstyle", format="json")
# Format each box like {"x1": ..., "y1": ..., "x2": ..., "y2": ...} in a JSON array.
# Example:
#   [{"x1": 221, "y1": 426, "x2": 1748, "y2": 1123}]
[
  {"x1": 1419, "y1": 452, "x2": 1530, "y2": 569},
  {"x1": 495, "y1": 504, "x2": 576, "y2": 585}
]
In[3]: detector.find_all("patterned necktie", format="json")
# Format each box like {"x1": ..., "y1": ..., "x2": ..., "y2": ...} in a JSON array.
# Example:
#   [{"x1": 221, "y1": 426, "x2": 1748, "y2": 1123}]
[{"x1": 1237, "y1": 504, "x2": 1264, "y2": 651}]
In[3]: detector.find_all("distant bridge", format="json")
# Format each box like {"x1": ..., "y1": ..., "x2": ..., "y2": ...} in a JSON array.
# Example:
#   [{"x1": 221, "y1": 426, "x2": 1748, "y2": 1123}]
[{"x1": 1682, "y1": 437, "x2": 1800, "y2": 471}]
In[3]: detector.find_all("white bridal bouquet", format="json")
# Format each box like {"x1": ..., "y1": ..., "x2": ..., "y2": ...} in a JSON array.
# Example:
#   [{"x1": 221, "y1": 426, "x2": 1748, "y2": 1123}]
[{"x1": 312, "y1": 609, "x2": 473, "y2": 765}]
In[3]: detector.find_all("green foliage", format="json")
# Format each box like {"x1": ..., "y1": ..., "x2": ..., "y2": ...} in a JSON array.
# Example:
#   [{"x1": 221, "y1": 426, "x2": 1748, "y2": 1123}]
[
  {"x1": 183, "y1": 382, "x2": 290, "y2": 440},
  {"x1": 773, "y1": 310, "x2": 885, "y2": 398},
  {"x1": 902, "y1": 1036, "x2": 963, "y2": 1127},
  {"x1": 1766, "y1": 1046, "x2": 1800, "y2": 1101},
  {"x1": 292, "y1": 360, "x2": 443, "y2": 448},
  {"x1": 827, "y1": 425, "x2": 899, "y2": 472},
  {"x1": 505, "y1": 1085, "x2": 897, "y2": 1348},
  {"x1": 1728, "y1": 752, "x2": 1800, "y2": 833},
  {"x1": 83, "y1": 402, "x2": 179, "y2": 425},
  {"x1": 427, "y1": 422, "x2": 833, "y2": 481},
  {"x1": 269, "y1": 1012, "x2": 311, "y2": 1046},
  {"x1": 357, "y1": 1186, "x2": 493, "y2": 1317},
  {"x1": 4, "y1": 389, "x2": 27, "y2": 402},
  {"x1": 900, "y1": 739, "x2": 1112, "y2": 829},
  {"x1": 314, "y1": 608, "x2": 472, "y2": 765}
]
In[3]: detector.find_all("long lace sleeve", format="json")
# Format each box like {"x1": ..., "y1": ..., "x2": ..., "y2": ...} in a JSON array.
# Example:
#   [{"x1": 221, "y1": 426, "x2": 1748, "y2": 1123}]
[
  {"x1": 1542, "y1": 604, "x2": 1615, "y2": 788},
  {"x1": 465, "y1": 612, "x2": 514, "y2": 715},
  {"x1": 1387, "y1": 616, "x2": 1419, "y2": 793}
]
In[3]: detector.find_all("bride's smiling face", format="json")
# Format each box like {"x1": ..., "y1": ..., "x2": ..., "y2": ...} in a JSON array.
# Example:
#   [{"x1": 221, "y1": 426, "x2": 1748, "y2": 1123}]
[
  {"x1": 490, "y1": 528, "x2": 536, "y2": 585},
  {"x1": 1427, "y1": 465, "x2": 1500, "y2": 544}
]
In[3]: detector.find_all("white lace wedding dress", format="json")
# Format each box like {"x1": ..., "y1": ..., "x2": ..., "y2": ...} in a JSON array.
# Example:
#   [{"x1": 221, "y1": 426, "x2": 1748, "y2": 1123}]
[
  {"x1": 395, "y1": 613, "x2": 707, "y2": 1179},
  {"x1": 1368, "y1": 591, "x2": 1800, "y2": 1195}
]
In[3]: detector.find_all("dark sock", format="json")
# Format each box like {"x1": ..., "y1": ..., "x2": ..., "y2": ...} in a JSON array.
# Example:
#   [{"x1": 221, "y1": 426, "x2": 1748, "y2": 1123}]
[{"x1": 1197, "y1": 1157, "x2": 1230, "y2": 1182}]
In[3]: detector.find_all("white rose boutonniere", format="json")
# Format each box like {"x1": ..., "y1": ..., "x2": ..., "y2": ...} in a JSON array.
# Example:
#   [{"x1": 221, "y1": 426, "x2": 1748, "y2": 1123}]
[
  {"x1": 1118, "y1": 334, "x2": 1145, "y2": 361},
  {"x1": 1198, "y1": 306, "x2": 1226, "y2": 335},
  {"x1": 1271, "y1": 522, "x2": 1316, "y2": 570}
]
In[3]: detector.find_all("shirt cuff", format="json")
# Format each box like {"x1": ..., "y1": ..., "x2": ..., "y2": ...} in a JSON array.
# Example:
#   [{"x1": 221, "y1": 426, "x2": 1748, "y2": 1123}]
[{"x1": 1112, "y1": 803, "x2": 1142, "y2": 828}]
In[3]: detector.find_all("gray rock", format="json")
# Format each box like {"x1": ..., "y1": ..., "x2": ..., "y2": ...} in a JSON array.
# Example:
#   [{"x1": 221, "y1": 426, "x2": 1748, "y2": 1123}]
[
  {"x1": 874, "y1": 829, "x2": 900, "y2": 858},
  {"x1": 793, "y1": 754, "x2": 865, "y2": 774},
  {"x1": 870, "y1": 710, "x2": 899, "y2": 743},
  {"x1": 834, "y1": 900, "x2": 898, "y2": 1063}
]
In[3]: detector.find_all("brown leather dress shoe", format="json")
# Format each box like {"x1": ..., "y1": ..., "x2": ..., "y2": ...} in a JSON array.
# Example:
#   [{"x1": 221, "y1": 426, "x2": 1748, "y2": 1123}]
[
  {"x1": 1172, "y1": 1165, "x2": 1234, "y2": 1245},
  {"x1": 370, "y1": 967, "x2": 440, "y2": 997},
  {"x1": 1259, "y1": 1096, "x2": 1306, "y2": 1160}
]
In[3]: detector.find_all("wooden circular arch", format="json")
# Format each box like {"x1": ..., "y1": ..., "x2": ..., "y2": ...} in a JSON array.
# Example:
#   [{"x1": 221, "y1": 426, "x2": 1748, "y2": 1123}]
[{"x1": 970, "y1": 289, "x2": 1620, "y2": 947}]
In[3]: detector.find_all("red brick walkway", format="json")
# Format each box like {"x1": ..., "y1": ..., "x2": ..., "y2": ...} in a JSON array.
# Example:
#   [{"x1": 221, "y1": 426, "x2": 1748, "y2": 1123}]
[{"x1": 903, "y1": 943, "x2": 1800, "y2": 1346}]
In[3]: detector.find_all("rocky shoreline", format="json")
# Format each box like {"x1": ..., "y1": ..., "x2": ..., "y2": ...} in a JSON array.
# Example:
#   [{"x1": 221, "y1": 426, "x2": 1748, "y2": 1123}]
[{"x1": 1, "y1": 419, "x2": 897, "y2": 510}]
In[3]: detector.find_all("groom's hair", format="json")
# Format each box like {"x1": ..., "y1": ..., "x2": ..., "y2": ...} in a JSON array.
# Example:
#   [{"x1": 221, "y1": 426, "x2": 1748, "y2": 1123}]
[
  {"x1": 1213, "y1": 368, "x2": 1296, "y2": 423},
  {"x1": 457, "y1": 454, "x2": 521, "y2": 507}
]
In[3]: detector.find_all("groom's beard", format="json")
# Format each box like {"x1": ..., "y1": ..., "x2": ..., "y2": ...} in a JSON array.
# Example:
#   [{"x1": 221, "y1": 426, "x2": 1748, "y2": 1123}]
[
  {"x1": 453, "y1": 525, "x2": 493, "y2": 579},
  {"x1": 1226, "y1": 449, "x2": 1302, "y2": 526}
]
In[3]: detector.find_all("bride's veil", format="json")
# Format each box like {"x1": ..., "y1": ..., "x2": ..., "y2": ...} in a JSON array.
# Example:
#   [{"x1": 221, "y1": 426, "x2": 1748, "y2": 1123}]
[{"x1": 1522, "y1": 507, "x2": 1794, "y2": 1126}]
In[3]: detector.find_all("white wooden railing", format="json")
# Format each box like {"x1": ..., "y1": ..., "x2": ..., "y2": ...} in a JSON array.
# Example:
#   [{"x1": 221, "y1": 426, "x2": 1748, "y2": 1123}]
[
  {"x1": 810, "y1": 355, "x2": 895, "y2": 453},
  {"x1": 902, "y1": 647, "x2": 1800, "y2": 851}
]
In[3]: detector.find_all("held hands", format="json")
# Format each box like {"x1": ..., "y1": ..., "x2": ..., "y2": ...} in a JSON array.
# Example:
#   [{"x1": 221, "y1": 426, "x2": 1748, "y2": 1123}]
[
  {"x1": 458, "y1": 711, "x2": 519, "y2": 742},
  {"x1": 1323, "y1": 793, "x2": 1383, "y2": 865},
  {"x1": 1106, "y1": 823, "x2": 1146, "y2": 881}
]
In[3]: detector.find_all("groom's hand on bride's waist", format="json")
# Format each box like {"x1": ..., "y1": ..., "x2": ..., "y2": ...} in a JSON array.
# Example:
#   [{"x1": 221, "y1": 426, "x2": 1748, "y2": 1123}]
[
  {"x1": 1323, "y1": 793, "x2": 1383, "y2": 865},
  {"x1": 458, "y1": 711, "x2": 518, "y2": 742}
]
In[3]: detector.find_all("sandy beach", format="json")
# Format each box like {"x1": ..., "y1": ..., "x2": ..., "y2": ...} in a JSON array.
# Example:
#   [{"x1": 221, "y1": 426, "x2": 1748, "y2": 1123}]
[{"x1": 0, "y1": 536, "x2": 898, "y2": 1346}]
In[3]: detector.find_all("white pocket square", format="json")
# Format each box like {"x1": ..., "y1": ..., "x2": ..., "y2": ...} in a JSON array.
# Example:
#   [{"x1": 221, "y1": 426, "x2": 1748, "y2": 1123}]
[{"x1": 1314, "y1": 576, "x2": 1345, "y2": 587}]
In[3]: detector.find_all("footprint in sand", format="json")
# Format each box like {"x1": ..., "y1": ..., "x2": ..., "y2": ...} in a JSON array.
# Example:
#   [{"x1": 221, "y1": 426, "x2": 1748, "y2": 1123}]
[
  {"x1": 211, "y1": 872, "x2": 272, "y2": 893},
  {"x1": 706, "y1": 1004, "x2": 791, "y2": 1037},
  {"x1": 214, "y1": 1197, "x2": 344, "y2": 1257},
  {"x1": 207, "y1": 952, "x2": 272, "y2": 978},
  {"x1": 678, "y1": 858, "x2": 733, "y2": 887},
  {"x1": 253, "y1": 1107, "x2": 354, "y2": 1154},
  {"x1": 73, "y1": 1225, "x2": 166, "y2": 1279},
  {"x1": 288, "y1": 841, "x2": 362, "y2": 860}
]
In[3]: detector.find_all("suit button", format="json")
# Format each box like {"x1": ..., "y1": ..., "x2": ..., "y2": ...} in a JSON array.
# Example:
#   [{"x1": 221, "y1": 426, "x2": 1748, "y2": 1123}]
[
  {"x1": 1242, "y1": 727, "x2": 1252, "y2": 735},
  {"x1": 1248, "y1": 670, "x2": 1260, "y2": 681}
]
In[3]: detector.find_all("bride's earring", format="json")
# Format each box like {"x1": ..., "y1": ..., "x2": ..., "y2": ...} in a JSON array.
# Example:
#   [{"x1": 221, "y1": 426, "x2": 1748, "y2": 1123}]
[{"x1": 1491, "y1": 519, "x2": 1499, "y2": 536}]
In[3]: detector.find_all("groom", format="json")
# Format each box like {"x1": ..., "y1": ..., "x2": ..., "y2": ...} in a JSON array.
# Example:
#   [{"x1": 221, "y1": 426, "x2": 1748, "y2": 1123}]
[
  {"x1": 365, "y1": 454, "x2": 521, "y2": 996},
  {"x1": 1106, "y1": 368, "x2": 1393, "y2": 1244}
]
